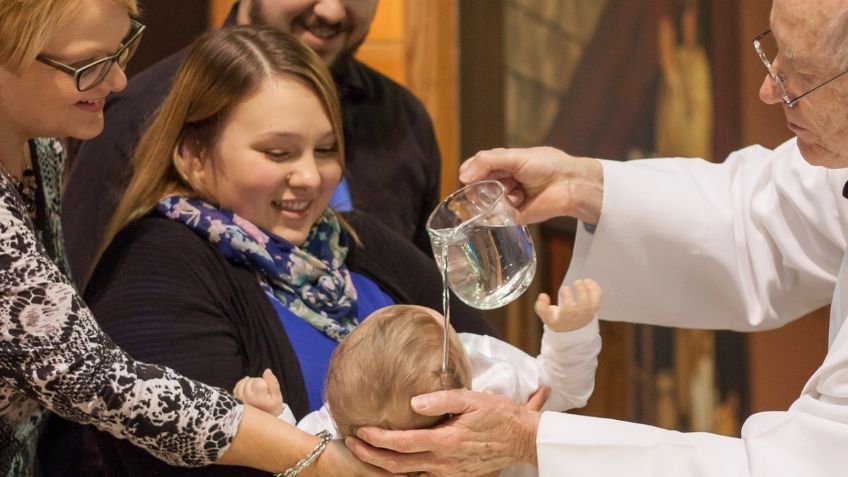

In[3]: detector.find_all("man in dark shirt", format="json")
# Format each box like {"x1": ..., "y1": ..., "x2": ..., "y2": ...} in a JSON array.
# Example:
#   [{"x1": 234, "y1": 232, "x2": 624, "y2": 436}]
[{"x1": 62, "y1": 0, "x2": 441, "y2": 287}]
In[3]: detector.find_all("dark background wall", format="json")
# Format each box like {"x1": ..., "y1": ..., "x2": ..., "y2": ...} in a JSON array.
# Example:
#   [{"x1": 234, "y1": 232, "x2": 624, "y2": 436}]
[{"x1": 128, "y1": 1, "x2": 210, "y2": 77}]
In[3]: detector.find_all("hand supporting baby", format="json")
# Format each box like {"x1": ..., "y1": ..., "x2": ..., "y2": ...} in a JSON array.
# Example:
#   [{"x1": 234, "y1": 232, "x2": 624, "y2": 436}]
[{"x1": 534, "y1": 278, "x2": 601, "y2": 332}]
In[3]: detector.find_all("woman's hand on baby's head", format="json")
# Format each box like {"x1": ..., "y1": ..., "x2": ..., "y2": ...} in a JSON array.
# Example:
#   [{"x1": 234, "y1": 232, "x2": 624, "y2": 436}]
[
  {"x1": 534, "y1": 278, "x2": 601, "y2": 332},
  {"x1": 233, "y1": 368, "x2": 284, "y2": 416}
]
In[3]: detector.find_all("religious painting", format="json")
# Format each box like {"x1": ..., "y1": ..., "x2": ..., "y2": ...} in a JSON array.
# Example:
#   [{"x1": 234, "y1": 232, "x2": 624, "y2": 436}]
[{"x1": 503, "y1": 0, "x2": 746, "y2": 436}]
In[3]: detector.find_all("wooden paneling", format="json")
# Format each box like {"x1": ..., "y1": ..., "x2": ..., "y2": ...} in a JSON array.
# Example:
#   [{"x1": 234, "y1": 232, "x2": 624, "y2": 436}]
[
  {"x1": 739, "y1": 0, "x2": 791, "y2": 149},
  {"x1": 404, "y1": 0, "x2": 460, "y2": 199},
  {"x1": 749, "y1": 308, "x2": 829, "y2": 412},
  {"x1": 357, "y1": 0, "x2": 406, "y2": 86},
  {"x1": 457, "y1": 1, "x2": 507, "y2": 338},
  {"x1": 459, "y1": 0, "x2": 505, "y2": 160},
  {"x1": 357, "y1": 42, "x2": 406, "y2": 85},
  {"x1": 209, "y1": 0, "x2": 235, "y2": 29},
  {"x1": 365, "y1": 0, "x2": 404, "y2": 40}
]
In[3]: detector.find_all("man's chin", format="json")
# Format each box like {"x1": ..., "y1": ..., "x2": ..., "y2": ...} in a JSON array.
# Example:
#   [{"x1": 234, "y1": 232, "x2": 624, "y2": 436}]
[
  {"x1": 320, "y1": 50, "x2": 342, "y2": 68},
  {"x1": 328, "y1": 51, "x2": 356, "y2": 75},
  {"x1": 310, "y1": 34, "x2": 366, "y2": 70},
  {"x1": 298, "y1": 41, "x2": 344, "y2": 68},
  {"x1": 328, "y1": 37, "x2": 366, "y2": 70}
]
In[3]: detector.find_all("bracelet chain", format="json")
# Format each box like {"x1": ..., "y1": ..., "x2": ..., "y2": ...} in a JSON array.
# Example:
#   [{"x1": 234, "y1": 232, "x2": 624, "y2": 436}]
[{"x1": 275, "y1": 430, "x2": 333, "y2": 477}]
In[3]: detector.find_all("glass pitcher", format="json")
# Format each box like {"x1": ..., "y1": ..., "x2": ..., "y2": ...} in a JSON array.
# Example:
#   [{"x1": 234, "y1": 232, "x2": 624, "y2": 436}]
[{"x1": 427, "y1": 180, "x2": 536, "y2": 310}]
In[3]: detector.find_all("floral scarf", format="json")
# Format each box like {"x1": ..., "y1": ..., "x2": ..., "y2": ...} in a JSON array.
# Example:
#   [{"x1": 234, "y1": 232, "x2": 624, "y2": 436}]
[{"x1": 156, "y1": 196, "x2": 359, "y2": 341}]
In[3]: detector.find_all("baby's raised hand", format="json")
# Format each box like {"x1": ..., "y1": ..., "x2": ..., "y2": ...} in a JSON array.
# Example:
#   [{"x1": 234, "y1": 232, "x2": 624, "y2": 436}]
[
  {"x1": 534, "y1": 278, "x2": 601, "y2": 332},
  {"x1": 233, "y1": 368, "x2": 284, "y2": 416}
]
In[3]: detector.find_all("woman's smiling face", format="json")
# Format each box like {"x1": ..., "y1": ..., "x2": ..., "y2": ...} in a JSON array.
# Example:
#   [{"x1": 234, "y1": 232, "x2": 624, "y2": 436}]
[
  {"x1": 0, "y1": 0, "x2": 133, "y2": 142},
  {"x1": 191, "y1": 75, "x2": 342, "y2": 246}
]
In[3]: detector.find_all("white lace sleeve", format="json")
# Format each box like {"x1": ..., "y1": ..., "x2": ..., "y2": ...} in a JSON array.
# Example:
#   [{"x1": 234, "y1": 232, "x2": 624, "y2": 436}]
[{"x1": 0, "y1": 177, "x2": 244, "y2": 469}]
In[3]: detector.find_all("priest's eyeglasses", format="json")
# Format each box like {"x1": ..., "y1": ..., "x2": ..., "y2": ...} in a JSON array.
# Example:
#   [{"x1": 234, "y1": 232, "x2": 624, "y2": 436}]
[{"x1": 753, "y1": 29, "x2": 848, "y2": 108}]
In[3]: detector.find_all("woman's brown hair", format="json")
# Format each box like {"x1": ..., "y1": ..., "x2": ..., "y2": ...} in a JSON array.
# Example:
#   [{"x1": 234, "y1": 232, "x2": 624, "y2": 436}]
[{"x1": 96, "y1": 25, "x2": 346, "y2": 280}]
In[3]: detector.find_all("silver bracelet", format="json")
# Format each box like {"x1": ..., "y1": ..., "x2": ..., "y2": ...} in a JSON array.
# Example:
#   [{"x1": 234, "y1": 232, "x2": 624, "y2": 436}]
[{"x1": 275, "y1": 430, "x2": 333, "y2": 477}]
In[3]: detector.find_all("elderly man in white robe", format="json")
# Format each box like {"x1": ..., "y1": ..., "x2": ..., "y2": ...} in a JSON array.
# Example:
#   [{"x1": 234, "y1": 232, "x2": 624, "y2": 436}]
[{"x1": 341, "y1": 0, "x2": 848, "y2": 476}]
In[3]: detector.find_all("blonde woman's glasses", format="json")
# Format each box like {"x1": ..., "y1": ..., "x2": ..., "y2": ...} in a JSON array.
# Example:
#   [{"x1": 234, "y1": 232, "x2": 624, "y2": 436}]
[{"x1": 36, "y1": 19, "x2": 145, "y2": 92}]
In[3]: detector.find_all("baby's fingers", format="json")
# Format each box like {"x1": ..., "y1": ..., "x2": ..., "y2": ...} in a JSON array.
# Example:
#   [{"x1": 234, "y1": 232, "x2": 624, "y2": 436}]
[
  {"x1": 262, "y1": 368, "x2": 282, "y2": 399},
  {"x1": 572, "y1": 279, "x2": 602, "y2": 307},
  {"x1": 534, "y1": 292, "x2": 558, "y2": 321},
  {"x1": 246, "y1": 377, "x2": 270, "y2": 396},
  {"x1": 233, "y1": 377, "x2": 249, "y2": 400},
  {"x1": 557, "y1": 283, "x2": 577, "y2": 310},
  {"x1": 534, "y1": 292, "x2": 551, "y2": 314}
]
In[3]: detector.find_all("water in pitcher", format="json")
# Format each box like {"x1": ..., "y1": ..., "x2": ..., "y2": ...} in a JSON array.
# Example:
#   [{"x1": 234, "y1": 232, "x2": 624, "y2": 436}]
[{"x1": 431, "y1": 223, "x2": 536, "y2": 310}]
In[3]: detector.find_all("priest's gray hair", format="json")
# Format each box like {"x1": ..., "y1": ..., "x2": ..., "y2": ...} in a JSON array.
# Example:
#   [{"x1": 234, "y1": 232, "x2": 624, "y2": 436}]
[{"x1": 825, "y1": 4, "x2": 848, "y2": 70}]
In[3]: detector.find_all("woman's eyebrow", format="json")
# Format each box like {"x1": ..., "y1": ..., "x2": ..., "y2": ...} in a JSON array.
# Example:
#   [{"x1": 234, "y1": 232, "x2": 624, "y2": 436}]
[{"x1": 42, "y1": 21, "x2": 133, "y2": 62}]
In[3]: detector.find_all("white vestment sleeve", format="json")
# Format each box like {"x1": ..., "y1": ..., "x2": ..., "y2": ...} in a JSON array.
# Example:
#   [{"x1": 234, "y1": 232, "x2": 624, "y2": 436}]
[
  {"x1": 566, "y1": 139, "x2": 848, "y2": 330},
  {"x1": 537, "y1": 412, "x2": 749, "y2": 476},
  {"x1": 537, "y1": 318, "x2": 848, "y2": 477},
  {"x1": 541, "y1": 138, "x2": 848, "y2": 476},
  {"x1": 535, "y1": 318, "x2": 848, "y2": 476}
]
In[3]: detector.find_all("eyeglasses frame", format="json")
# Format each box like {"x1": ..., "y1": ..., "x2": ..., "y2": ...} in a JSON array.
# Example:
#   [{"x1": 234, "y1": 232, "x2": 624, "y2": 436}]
[
  {"x1": 35, "y1": 18, "x2": 146, "y2": 92},
  {"x1": 753, "y1": 29, "x2": 848, "y2": 108}
]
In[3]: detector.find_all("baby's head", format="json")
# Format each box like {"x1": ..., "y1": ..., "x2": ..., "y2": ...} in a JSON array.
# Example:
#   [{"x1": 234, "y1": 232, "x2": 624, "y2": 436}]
[{"x1": 325, "y1": 304, "x2": 472, "y2": 437}]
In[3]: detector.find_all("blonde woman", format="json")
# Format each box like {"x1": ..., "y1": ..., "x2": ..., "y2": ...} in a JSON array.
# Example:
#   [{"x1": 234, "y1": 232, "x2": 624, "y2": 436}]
[{"x1": 0, "y1": 1, "x2": 384, "y2": 475}]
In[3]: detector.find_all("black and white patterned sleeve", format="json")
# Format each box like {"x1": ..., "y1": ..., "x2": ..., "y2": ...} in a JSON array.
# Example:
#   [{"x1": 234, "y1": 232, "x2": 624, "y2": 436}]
[{"x1": 0, "y1": 178, "x2": 245, "y2": 466}]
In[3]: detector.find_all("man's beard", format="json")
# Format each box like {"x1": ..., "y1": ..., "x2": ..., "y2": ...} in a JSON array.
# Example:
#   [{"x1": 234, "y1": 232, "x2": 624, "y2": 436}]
[{"x1": 246, "y1": 0, "x2": 368, "y2": 69}]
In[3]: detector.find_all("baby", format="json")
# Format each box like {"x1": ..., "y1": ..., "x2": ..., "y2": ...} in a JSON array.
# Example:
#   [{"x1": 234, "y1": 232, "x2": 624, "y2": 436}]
[{"x1": 235, "y1": 279, "x2": 602, "y2": 475}]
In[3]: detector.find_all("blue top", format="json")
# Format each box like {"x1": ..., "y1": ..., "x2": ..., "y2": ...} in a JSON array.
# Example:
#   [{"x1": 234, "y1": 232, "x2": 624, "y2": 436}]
[
  {"x1": 267, "y1": 271, "x2": 394, "y2": 411},
  {"x1": 329, "y1": 177, "x2": 353, "y2": 212}
]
